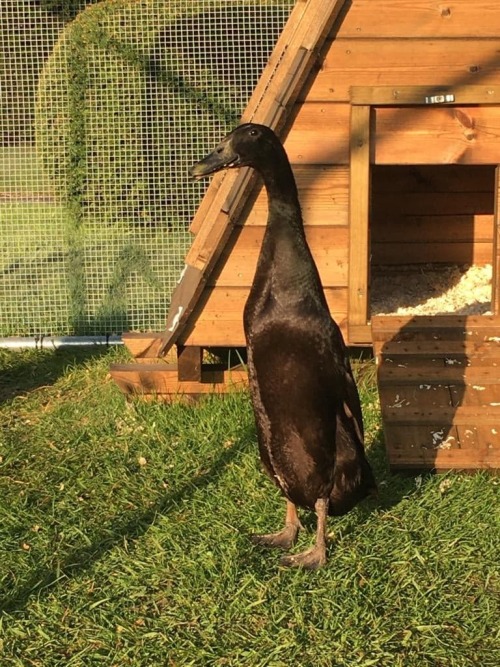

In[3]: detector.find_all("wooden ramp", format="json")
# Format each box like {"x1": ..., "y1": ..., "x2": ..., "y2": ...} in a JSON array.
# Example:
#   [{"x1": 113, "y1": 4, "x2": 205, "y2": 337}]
[{"x1": 372, "y1": 315, "x2": 500, "y2": 471}]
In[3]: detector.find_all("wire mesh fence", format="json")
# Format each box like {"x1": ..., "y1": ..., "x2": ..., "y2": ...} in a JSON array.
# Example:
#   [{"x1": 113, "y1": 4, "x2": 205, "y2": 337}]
[{"x1": 0, "y1": 0, "x2": 294, "y2": 337}]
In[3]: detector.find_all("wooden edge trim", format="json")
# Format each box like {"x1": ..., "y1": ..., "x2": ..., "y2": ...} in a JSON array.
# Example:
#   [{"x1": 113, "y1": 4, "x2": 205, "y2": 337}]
[
  {"x1": 350, "y1": 85, "x2": 500, "y2": 106},
  {"x1": 348, "y1": 104, "x2": 371, "y2": 334}
]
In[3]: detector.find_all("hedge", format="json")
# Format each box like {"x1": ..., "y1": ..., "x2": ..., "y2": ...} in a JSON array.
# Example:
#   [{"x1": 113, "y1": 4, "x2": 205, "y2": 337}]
[
  {"x1": 39, "y1": 0, "x2": 101, "y2": 20},
  {"x1": 36, "y1": 0, "x2": 288, "y2": 229}
]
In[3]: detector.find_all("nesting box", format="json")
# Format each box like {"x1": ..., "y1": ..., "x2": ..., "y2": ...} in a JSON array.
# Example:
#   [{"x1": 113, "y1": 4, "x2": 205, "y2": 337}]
[{"x1": 111, "y1": 0, "x2": 500, "y2": 470}]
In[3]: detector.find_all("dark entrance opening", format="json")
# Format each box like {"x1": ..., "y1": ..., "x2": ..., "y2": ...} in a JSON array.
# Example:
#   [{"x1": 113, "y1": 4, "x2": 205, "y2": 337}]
[{"x1": 369, "y1": 164, "x2": 497, "y2": 318}]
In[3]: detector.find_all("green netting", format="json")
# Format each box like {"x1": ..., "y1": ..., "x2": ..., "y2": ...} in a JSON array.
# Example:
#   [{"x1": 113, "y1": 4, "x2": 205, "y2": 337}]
[{"x1": 0, "y1": 0, "x2": 294, "y2": 336}]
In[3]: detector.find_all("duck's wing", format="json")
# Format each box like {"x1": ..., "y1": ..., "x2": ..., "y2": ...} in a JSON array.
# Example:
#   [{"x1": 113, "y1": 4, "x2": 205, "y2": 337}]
[{"x1": 328, "y1": 317, "x2": 365, "y2": 442}]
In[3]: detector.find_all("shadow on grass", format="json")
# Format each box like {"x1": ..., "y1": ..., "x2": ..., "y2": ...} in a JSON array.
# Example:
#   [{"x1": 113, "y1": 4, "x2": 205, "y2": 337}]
[
  {"x1": 0, "y1": 424, "x2": 254, "y2": 614},
  {"x1": 368, "y1": 426, "x2": 421, "y2": 505},
  {"x1": 0, "y1": 347, "x2": 111, "y2": 405}
]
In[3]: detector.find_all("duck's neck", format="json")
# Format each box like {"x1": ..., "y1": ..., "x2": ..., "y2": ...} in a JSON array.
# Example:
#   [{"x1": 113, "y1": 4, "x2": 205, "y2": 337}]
[
  {"x1": 251, "y1": 154, "x2": 326, "y2": 306},
  {"x1": 258, "y1": 159, "x2": 304, "y2": 233}
]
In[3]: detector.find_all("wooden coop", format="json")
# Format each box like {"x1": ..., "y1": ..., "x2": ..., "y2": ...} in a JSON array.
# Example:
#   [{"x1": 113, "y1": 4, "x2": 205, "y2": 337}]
[{"x1": 111, "y1": 0, "x2": 500, "y2": 470}]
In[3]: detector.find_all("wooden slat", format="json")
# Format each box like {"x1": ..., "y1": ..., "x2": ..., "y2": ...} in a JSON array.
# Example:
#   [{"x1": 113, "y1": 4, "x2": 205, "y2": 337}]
[
  {"x1": 158, "y1": 0, "x2": 349, "y2": 356},
  {"x1": 180, "y1": 286, "x2": 349, "y2": 347},
  {"x1": 334, "y1": 1, "x2": 500, "y2": 39},
  {"x1": 348, "y1": 104, "x2": 371, "y2": 335},
  {"x1": 378, "y1": 382, "x2": 453, "y2": 412},
  {"x1": 110, "y1": 363, "x2": 248, "y2": 398},
  {"x1": 371, "y1": 314, "x2": 500, "y2": 336},
  {"x1": 378, "y1": 365, "x2": 500, "y2": 385},
  {"x1": 453, "y1": 383, "x2": 500, "y2": 408},
  {"x1": 283, "y1": 103, "x2": 351, "y2": 164},
  {"x1": 351, "y1": 84, "x2": 500, "y2": 106},
  {"x1": 376, "y1": 340, "x2": 500, "y2": 358},
  {"x1": 210, "y1": 226, "x2": 349, "y2": 287},
  {"x1": 372, "y1": 215, "x2": 494, "y2": 244},
  {"x1": 377, "y1": 354, "x2": 447, "y2": 369},
  {"x1": 374, "y1": 106, "x2": 500, "y2": 165},
  {"x1": 242, "y1": 166, "x2": 349, "y2": 226},
  {"x1": 380, "y1": 355, "x2": 499, "y2": 369},
  {"x1": 385, "y1": 440, "x2": 500, "y2": 470},
  {"x1": 372, "y1": 164, "x2": 496, "y2": 194},
  {"x1": 433, "y1": 448, "x2": 500, "y2": 469},
  {"x1": 372, "y1": 191, "x2": 494, "y2": 217},
  {"x1": 383, "y1": 406, "x2": 500, "y2": 424},
  {"x1": 371, "y1": 241, "x2": 493, "y2": 265},
  {"x1": 307, "y1": 41, "x2": 500, "y2": 102},
  {"x1": 453, "y1": 382, "x2": 500, "y2": 453}
]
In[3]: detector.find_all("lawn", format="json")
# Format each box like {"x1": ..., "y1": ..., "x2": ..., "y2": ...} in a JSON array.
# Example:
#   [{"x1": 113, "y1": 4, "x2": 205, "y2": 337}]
[{"x1": 0, "y1": 346, "x2": 498, "y2": 666}]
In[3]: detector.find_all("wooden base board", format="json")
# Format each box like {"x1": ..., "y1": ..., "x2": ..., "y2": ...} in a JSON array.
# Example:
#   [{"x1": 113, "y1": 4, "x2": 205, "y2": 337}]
[{"x1": 110, "y1": 361, "x2": 248, "y2": 402}]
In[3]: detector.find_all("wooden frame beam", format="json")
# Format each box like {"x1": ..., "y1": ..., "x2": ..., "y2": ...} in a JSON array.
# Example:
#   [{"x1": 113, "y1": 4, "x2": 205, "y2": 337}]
[
  {"x1": 348, "y1": 105, "x2": 372, "y2": 342},
  {"x1": 492, "y1": 166, "x2": 500, "y2": 314}
]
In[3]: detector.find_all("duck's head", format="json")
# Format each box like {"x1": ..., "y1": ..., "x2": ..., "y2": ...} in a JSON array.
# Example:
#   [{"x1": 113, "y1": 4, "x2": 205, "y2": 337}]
[{"x1": 190, "y1": 123, "x2": 281, "y2": 179}]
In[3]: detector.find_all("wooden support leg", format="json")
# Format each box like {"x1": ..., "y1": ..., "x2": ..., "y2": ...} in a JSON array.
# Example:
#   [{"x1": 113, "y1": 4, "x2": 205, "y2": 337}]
[{"x1": 177, "y1": 345, "x2": 203, "y2": 382}]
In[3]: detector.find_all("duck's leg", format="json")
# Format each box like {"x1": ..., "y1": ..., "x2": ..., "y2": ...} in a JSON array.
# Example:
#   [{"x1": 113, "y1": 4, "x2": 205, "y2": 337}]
[
  {"x1": 279, "y1": 497, "x2": 328, "y2": 570},
  {"x1": 251, "y1": 500, "x2": 302, "y2": 551}
]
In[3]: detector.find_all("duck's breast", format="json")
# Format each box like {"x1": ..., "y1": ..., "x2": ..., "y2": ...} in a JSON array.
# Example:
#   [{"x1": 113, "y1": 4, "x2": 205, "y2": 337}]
[{"x1": 247, "y1": 314, "x2": 344, "y2": 509}]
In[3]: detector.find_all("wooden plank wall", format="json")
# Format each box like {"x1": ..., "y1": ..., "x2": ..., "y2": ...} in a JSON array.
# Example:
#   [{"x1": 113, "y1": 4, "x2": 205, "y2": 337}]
[
  {"x1": 372, "y1": 314, "x2": 500, "y2": 470},
  {"x1": 180, "y1": 0, "x2": 500, "y2": 348},
  {"x1": 371, "y1": 164, "x2": 497, "y2": 265},
  {"x1": 183, "y1": 166, "x2": 350, "y2": 346},
  {"x1": 289, "y1": 0, "x2": 500, "y2": 163}
]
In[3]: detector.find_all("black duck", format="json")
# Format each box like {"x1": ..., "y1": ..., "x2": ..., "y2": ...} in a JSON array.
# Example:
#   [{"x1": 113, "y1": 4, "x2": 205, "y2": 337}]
[{"x1": 190, "y1": 123, "x2": 376, "y2": 569}]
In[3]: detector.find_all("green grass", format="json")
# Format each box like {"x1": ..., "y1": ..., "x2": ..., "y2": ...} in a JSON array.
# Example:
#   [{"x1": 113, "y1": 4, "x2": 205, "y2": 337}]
[{"x1": 0, "y1": 348, "x2": 498, "y2": 666}]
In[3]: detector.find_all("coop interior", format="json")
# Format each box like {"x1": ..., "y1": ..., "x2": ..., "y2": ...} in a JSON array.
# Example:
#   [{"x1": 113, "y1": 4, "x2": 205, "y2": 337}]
[{"x1": 369, "y1": 164, "x2": 498, "y2": 319}]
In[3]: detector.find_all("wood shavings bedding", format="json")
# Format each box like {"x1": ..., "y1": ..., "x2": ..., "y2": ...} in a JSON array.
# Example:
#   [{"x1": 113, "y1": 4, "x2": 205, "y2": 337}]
[{"x1": 371, "y1": 263, "x2": 492, "y2": 316}]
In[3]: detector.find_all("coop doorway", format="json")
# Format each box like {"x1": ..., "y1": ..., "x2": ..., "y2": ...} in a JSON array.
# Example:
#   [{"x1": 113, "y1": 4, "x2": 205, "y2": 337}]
[
  {"x1": 369, "y1": 164, "x2": 498, "y2": 320},
  {"x1": 347, "y1": 85, "x2": 500, "y2": 345}
]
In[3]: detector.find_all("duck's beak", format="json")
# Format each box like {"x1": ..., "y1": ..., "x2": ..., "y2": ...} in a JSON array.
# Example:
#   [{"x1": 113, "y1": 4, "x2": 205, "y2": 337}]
[{"x1": 190, "y1": 139, "x2": 240, "y2": 179}]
